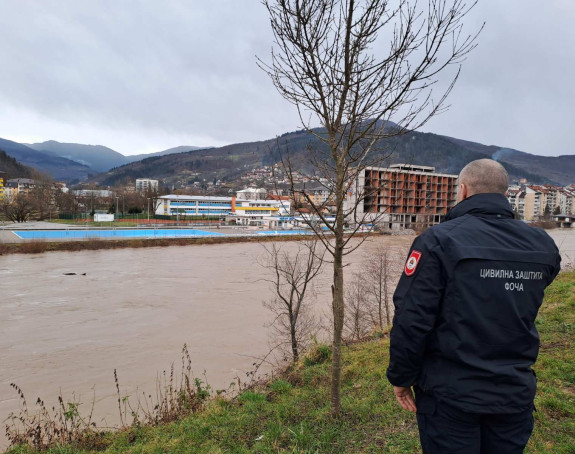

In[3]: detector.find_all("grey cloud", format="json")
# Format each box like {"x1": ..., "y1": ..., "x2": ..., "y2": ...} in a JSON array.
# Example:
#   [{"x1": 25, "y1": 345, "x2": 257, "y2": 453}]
[
  {"x1": 424, "y1": 0, "x2": 575, "y2": 155},
  {"x1": 0, "y1": 0, "x2": 573, "y2": 156}
]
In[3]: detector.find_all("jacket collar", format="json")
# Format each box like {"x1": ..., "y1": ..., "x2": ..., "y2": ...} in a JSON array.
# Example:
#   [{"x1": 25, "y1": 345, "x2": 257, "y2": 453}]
[{"x1": 444, "y1": 193, "x2": 515, "y2": 222}]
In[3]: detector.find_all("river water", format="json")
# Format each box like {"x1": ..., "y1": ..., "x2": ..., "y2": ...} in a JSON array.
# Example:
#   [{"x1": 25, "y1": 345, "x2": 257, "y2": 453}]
[
  {"x1": 0, "y1": 229, "x2": 573, "y2": 449},
  {"x1": 0, "y1": 235, "x2": 411, "y2": 448}
]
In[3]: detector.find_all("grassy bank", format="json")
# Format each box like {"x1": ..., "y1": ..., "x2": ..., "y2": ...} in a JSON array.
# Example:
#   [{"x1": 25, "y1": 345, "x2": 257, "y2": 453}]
[{"x1": 6, "y1": 271, "x2": 575, "y2": 454}]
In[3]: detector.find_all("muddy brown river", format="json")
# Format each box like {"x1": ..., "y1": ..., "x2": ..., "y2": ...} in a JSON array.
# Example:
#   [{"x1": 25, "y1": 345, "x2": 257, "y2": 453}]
[
  {"x1": 0, "y1": 236, "x2": 412, "y2": 448},
  {"x1": 0, "y1": 229, "x2": 573, "y2": 449}
]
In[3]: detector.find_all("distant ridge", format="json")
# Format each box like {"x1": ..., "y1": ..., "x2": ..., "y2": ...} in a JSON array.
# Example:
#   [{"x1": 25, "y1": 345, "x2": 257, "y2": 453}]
[
  {"x1": 125, "y1": 145, "x2": 210, "y2": 166},
  {"x1": 3, "y1": 129, "x2": 574, "y2": 186},
  {"x1": 27, "y1": 141, "x2": 126, "y2": 173},
  {"x1": 28, "y1": 141, "x2": 209, "y2": 173},
  {"x1": 87, "y1": 127, "x2": 567, "y2": 187},
  {"x1": 0, "y1": 148, "x2": 37, "y2": 180},
  {"x1": 0, "y1": 138, "x2": 92, "y2": 182}
]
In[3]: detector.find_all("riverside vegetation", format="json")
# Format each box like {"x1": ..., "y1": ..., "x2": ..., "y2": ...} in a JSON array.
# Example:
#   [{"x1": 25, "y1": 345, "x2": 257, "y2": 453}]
[
  {"x1": 0, "y1": 234, "x2": 317, "y2": 256},
  {"x1": 4, "y1": 270, "x2": 574, "y2": 453}
]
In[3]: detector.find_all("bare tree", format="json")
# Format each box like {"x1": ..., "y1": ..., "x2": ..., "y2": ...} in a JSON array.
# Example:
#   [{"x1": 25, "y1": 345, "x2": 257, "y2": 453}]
[
  {"x1": 343, "y1": 272, "x2": 371, "y2": 340},
  {"x1": 1, "y1": 193, "x2": 34, "y2": 223},
  {"x1": 261, "y1": 241, "x2": 325, "y2": 362},
  {"x1": 54, "y1": 190, "x2": 81, "y2": 216},
  {"x1": 362, "y1": 243, "x2": 407, "y2": 330},
  {"x1": 260, "y1": 0, "x2": 480, "y2": 414},
  {"x1": 29, "y1": 178, "x2": 55, "y2": 220}
]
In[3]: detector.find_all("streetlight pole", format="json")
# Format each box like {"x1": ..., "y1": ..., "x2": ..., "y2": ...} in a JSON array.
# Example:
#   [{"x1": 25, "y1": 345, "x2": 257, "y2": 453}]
[
  {"x1": 116, "y1": 196, "x2": 119, "y2": 221},
  {"x1": 147, "y1": 198, "x2": 150, "y2": 224}
]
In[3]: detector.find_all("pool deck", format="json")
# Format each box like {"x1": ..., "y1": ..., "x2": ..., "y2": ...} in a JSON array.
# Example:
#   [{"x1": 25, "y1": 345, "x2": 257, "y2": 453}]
[{"x1": 0, "y1": 221, "x2": 312, "y2": 243}]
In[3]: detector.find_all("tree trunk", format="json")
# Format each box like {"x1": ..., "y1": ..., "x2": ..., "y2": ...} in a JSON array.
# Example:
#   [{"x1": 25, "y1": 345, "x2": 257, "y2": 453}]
[
  {"x1": 290, "y1": 312, "x2": 299, "y2": 362},
  {"x1": 330, "y1": 174, "x2": 345, "y2": 416},
  {"x1": 378, "y1": 278, "x2": 384, "y2": 330}
]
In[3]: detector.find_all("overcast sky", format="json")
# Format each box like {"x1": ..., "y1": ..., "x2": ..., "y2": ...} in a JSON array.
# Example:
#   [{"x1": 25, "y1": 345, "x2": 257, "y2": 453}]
[{"x1": 0, "y1": 1, "x2": 573, "y2": 157}]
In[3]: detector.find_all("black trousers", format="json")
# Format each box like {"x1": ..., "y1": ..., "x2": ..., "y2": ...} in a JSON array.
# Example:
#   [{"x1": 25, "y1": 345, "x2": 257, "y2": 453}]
[{"x1": 415, "y1": 390, "x2": 534, "y2": 454}]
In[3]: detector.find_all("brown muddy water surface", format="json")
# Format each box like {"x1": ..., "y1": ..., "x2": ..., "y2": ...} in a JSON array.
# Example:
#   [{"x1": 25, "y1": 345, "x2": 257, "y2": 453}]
[{"x1": 0, "y1": 236, "x2": 412, "y2": 448}]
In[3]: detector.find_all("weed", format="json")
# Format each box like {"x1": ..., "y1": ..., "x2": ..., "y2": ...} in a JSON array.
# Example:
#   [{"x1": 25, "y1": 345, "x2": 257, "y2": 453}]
[
  {"x1": 269, "y1": 379, "x2": 293, "y2": 395},
  {"x1": 5, "y1": 344, "x2": 209, "y2": 451},
  {"x1": 303, "y1": 344, "x2": 331, "y2": 367},
  {"x1": 19, "y1": 241, "x2": 48, "y2": 254},
  {"x1": 4, "y1": 384, "x2": 102, "y2": 451},
  {"x1": 116, "y1": 344, "x2": 211, "y2": 427}
]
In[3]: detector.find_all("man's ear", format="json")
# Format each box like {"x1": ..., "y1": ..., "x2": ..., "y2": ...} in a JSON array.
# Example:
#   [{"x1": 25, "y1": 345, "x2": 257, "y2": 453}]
[{"x1": 458, "y1": 183, "x2": 468, "y2": 202}]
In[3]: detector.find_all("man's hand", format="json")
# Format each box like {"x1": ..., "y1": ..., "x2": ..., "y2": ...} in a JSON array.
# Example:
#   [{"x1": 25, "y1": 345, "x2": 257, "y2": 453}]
[{"x1": 394, "y1": 386, "x2": 417, "y2": 413}]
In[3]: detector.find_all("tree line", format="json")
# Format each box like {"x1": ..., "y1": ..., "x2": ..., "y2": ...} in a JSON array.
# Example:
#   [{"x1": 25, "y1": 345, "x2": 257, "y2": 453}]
[{"x1": 0, "y1": 177, "x2": 161, "y2": 223}]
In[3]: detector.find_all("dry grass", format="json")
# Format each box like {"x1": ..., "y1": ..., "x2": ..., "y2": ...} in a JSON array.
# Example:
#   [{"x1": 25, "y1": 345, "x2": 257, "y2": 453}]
[
  {"x1": 4, "y1": 345, "x2": 211, "y2": 452},
  {"x1": 0, "y1": 233, "x2": 374, "y2": 256},
  {"x1": 0, "y1": 235, "x2": 311, "y2": 256}
]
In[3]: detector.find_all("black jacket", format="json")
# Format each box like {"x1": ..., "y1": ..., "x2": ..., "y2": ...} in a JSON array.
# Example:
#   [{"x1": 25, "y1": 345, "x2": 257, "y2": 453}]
[{"x1": 386, "y1": 193, "x2": 561, "y2": 413}]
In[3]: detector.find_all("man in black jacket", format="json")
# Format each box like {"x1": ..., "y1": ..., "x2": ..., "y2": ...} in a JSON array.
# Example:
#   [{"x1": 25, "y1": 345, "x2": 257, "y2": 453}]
[{"x1": 387, "y1": 159, "x2": 561, "y2": 453}]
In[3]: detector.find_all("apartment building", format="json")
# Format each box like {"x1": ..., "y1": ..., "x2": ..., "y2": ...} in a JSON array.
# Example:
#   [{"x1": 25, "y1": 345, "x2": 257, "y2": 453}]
[
  {"x1": 348, "y1": 164, "x2": 458, "y2": 230},
  {"x1": 507, "y1": 187, "x2": 521, "y2": 215},
  {"x1": 559, "y1": 186, "x2": 575, "y2": 215},
  {"x1": 507, "y1": 186, "x2": 536, "y2": 221},
  {"x1": 3, "y1": 178, "x2": 36, "y2": 199},
  {"x1": 293, "y1": 182, "x2": 334, "y2": 208},
  {"x1": 0, "y1": 172, "x2": 4, "y2": 200},
  {"x1": 508, "y1": 183, "x2": 575, "y2": 221},
  {"x1": 72, "y1": 189, "x2": 113, "y2": 198},
  {"x1": 135, "y1": 178, "x2": 159, "y2": 192}
]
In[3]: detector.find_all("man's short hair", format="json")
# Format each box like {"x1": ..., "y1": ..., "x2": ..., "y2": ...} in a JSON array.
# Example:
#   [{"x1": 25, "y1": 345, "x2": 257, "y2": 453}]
[{"x1": 459, "y1": 159, "x2": 509, "y2": 195}]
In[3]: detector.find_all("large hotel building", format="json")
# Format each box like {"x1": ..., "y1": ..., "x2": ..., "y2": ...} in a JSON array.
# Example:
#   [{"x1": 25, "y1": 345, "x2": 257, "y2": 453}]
[{"x1": 349, "y1": 164, "x2": 458, "y2": 230}]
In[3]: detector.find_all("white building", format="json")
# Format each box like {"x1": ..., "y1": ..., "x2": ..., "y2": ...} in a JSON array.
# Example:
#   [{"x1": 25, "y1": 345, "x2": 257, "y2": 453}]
[
  {"x1": 236, "y1": 187, "x2": 267, "y2": 200},
  {"x1": 156, "y1": 194, "x2": 292, "y2": 227},
  {"x1": 72, "y1": 189, "x2": 113, "y2": 198},
  {"x1": 559, "y1": 187, "x2": 575, "y2": 215},
  {"x1": 229, "y1": 198, "x2": 292, "y2": 227},
  {"x1": 136, "y1": 179, "x2": 159, "y2": 192},
  {"x1": 156, "y1": 195, "x2": 232, "y2": 218}
]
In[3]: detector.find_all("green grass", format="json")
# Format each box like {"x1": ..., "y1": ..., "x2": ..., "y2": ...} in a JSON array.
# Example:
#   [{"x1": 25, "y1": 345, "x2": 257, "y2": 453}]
[
  {"x1": 529, "y1": 270, "x2": 575, "y2": 454},
  {"x1": 6, "y1": 272, "x2": 575, "y2": 454}
]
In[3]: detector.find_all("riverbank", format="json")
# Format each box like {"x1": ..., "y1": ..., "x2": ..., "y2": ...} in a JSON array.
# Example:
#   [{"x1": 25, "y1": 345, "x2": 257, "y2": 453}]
[
  {"x1": 0, "y1": 221, "x2": 342, "y2": 255},
  {"x1": 6, "y1": 271, "x2": 575, "y2": 453},
  {"x1": 0, "y1": 233, "x2": 317, "y2": 255}
]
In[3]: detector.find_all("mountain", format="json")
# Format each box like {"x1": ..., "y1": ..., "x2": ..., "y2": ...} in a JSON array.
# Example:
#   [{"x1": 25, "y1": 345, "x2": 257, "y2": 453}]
[
  {"x1": 0, "y1": 149, "x2": 37, "y2": 180},
  {"x1": 489, "y1": 148, "x2": 575, "y2": 186},
  {"x1": 6, "y1": 129, "x2": 574, "y2": 187},
  {"x1": 438, "y1": 138, "x2": 575, "y2": 186},
  {"x1": 90, "y1": 141, "x2": 262, "y2": 187},
  {"x1": 27, "y1": 141, "x2": 127, "y2": 173},
  {"x1": 126, "y1": 146, "x2": 209, "y2": 164},
  {"x1": 27, "y1": 141, "x2": 208, "y2": 173},
  {"x1": 89, "y1": 127, "x2": 559, "y2": 187},
  {"x1": 0, "y1": 138, "x2": 92, "y2": 183}
]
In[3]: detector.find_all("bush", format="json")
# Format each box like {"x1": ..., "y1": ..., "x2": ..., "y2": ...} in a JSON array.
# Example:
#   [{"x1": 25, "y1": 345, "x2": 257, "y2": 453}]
[{"x1": 303, "y1": 344, "x2": 331, "y2": 367}]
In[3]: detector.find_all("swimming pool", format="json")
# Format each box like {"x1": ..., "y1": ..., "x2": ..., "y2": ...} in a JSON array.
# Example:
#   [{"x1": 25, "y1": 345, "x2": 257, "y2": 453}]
[{"x1": 12, "y1": 228, "x2": 312, "y2": 240}]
